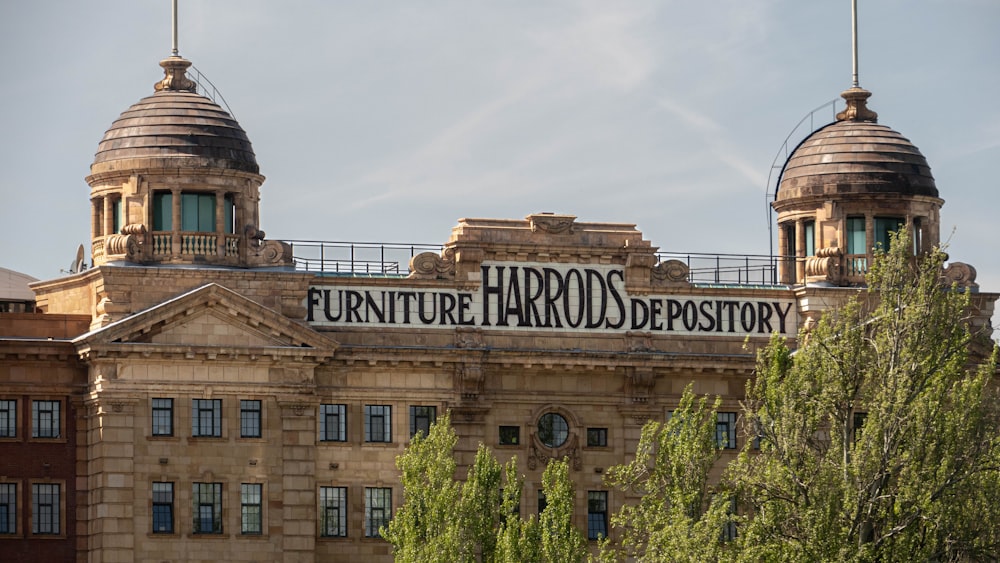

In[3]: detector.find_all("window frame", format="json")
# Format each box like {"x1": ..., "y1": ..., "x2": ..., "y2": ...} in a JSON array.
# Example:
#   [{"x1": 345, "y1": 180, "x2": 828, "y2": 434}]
[
  {"x1": 240, "y1": 483, "x2": 263, "y2": 535},
  {"x1": 364, "y1": 487, "x2": 392, "y2": 538},
  {"x1": 717, "y1": 412, "x2": 737, "y2": 450},
  {"x1": 151, "y1": 398, "x2": 174, "y2": 437},
  {"x1": 499, "y1": 425, "x2": 520, "y2": 446},
  {"x1": 0, "y1": 399, "x2": 16, "y2": 439},
  {"x1": 30, "y1": 482, "x2": 61, "y2": 536},
  {"x1": 408, "y1": 405, "x2": 436, "y2": 439},
  {"x1": 31, "y1": 399, "x2": 61, "y2": 439},
  {"x1": 191, "y1": 399, "x2": 222, "y2": 438},
  {"x1": 586, "y1": 427, "x2": 608, "y2": 448},
  {"x1": 0, "y1": 482, "x2": 16, "y2": 535},
  {"x1": 240, "y1": 400, "x2": 262, "y2": 439},
  {"x1": 537, "y1": 412, "x2": 569, "y2": 448},
  {"x1": 364, "y1": 405, "x2": 392, "y2": 443},
  {"x1": 319, "y1": 486, "x2": 348, "y2": 538},
  {"x1": 192, "y1": 482, "x2": 223, "y2": 535},
  {"x1": 319, "y1": 404, "x2": 347, "y2": 442},
  {"x1": 151, "y1": 482, "x2": 174, "y2": 534},
  {"x1": 587, "y1": 491, "x2": 608, "y2": 540}
]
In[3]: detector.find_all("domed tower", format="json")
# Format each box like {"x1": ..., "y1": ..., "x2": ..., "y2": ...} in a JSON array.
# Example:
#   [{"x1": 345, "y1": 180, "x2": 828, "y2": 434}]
[
  {"x1": 87, "y1": 55, "x2": 291, "y2": 268},
  {"x1": 772, "y1": 87, "x2": 942, "y2": 286}
]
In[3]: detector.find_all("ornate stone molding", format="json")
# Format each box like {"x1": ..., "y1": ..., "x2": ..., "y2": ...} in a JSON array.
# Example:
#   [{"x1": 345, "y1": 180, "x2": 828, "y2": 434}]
[
  {"x1": 651, "y1": 259, "x2": 690, "y2": 286},
  {"x1": 941, "y1": 262, "x2": 978, "y2": 289},
  {"x1": 456, "y1": 360, "x2": 485, "y2": 401},
  {"x1": 625, "y1": 331, "x2": 654, "y2": 353},
  {"x1": 625, "y1": 367, "x2": 656, "y2": 404},
  {"x1": 527, "y1": 213, "x2": 576, "y2": 235},
  {"x1": 408, "y1": 247, "x2": 456, "y2": 280},
  {"x1": 154, "y1": 56, "x2": 197, "y2": 92},
  {"x1": 527, "y1": 433, "x2": 581, "y2": 471},
  {"x1": 454, "y1": 327, "x2": 484, "y2": 349},
  {"x1": 805, "y1": 246, "x2": 844, "y2": 285}
]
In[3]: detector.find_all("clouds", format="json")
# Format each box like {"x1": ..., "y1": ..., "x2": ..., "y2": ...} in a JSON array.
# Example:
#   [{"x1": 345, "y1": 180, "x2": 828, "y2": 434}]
[{"x1": 0, "y1": 1, "x2": 996, "y2": 295}]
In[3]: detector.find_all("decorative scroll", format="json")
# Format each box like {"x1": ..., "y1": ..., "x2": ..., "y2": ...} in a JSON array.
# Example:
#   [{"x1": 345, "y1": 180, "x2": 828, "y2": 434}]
[
  {"x1": 104, "y1": 233, "x2": 141, "y2": 260},
  {"x1": 456, "y1": 361, "x2": 485, "y2": 400},
  {"x1": 528, "y1": 213, "x2": 577, "y2": 235},
  {"x1": 651, "y1": 259, "x2": 690, "y2": 285},
  {"x1": 941, "y1": 262, "x2": 978, "y2": 288},
  {"x1": 528, "y1": 433, "x2": 581, "y2": 471},
  {"x1": 408, "y1": 248, "x2": 456, "y2": 279},
  {"x1": 805, "y1": 246, "x2": 844, "y2": 284},
  {"x1": 248, "y1": 240, "x2": 293, "y2": 266},
  {"x1": 454, "y1": 327, "x2": 484, "y2": 349}
]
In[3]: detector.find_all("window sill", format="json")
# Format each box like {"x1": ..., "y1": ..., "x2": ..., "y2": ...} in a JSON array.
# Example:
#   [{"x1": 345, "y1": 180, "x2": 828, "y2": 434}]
[
  {"x1": 147, "y1": 435, "x2": 181, "y2": 441},
  {"x1": 185, "y1": 533, "x2": 232, "y2": 540},
  {"x1": 27, "y1": 533, "x2": 67, "y2": 540}
]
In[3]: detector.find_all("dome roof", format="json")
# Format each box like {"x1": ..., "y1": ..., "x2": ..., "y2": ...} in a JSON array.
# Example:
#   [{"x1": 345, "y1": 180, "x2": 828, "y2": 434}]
[
  {"x1": 91, "y1": 57, "x2": 258, "y2": 176},
  {"x1": 776, "y1": 88, "x2": 937, "y2": 203}
]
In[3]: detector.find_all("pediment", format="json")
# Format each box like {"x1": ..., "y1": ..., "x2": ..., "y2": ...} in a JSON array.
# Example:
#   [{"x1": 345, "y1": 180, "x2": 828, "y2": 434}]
[{"x1": 75, "y1": 283, "x2": 337, "y2": 356}]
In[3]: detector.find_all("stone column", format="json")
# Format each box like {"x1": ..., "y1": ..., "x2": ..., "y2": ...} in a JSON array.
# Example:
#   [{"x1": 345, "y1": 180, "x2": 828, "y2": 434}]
[
  {"x1": 86, "y1": 393, "x2": 137, "y2": 563},
  {"x1": 794, "y1": 219, "x2": 805, "y2": 283},
  {"x1": 278, "y1": 401, "x2": 316, "y2": 563},
  {"x1": 776, "y1": 223, "x2": 790, "y2": 284},
  {"x1": 864, "y1": 214, "x2": 874, "y2": 273},
  {"x1": 103, "y1": 196, "x2": 114, "y2": 237},
  {"x1": 171, "y1": 189, "x2": 182, "y2": 258},
  {"x1": 215, "y1": 191, "x2": 226, "y2": 257}
]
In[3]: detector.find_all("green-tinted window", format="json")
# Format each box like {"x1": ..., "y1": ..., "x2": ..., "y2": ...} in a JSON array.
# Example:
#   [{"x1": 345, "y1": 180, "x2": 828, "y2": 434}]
[
  {"x1": 804, "y1": 221, "x2": 815, "y2": 257},
  {"x1": 874, "y1": 217, "x2": 905, "y2": 251},
  {"x1": 181, "y1": 193, "x2": 215, "y2": 232},
  {"x1": 112, "y1": 198, "x2": 123, "y2": 234},
  {"x1": 224, "y1": 195, "x2": 235, "y2": 234},
  {"x1": 153, "y1": 193, "x2": 173, "y2": 231},
  {"x1": 846, "y1": 217, "x2": 866, "y2": 255}
]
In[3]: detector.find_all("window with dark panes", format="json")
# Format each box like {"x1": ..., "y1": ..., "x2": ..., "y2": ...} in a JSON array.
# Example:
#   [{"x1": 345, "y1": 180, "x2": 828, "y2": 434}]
[
  {"x1": 0, "y1": 400, "x2": 15, "y2": 438},
  {"x1": 152, "y1": 482, "x2": 174, "y2": 534},
  {"x1": 151, "y1": 398, "x2": 173, "y2": 436},
  {"x1": 241, "y1": 483, "x2": 262, "y2": 535},
  {"x1": 0, "y1": 483, "x2": 15, "y2": 534},
  {"x1": 32, "y1": 400, "x2": 60, "y2": 438},
  {"x1": 240, "y1": 400, "x2": 262, "y2": 438},
  {"x1": 587, "y1": 491, "x2": 608, "y2": 540},
  {"x1": 193, "y1": 482, "x2": 223, "y2": 534},
  {"x1": 586, "y1": 427, "x2": 607, "y2": 447},
  {"x1": 409, "y1": 406, "x2": 436, "y2": 438},
  {"x1": 364, "y1": 405, "x2": 391, "y2": 443},
  {"x1": 499, "y1": 426, "x2": 520, "y2": 446},
  {"x1": 320, "y1": 486, "x2": 347, "y2": 537},
  {"x1": 716, "y1": 412, "x2": 737, "y2": 449},
  {"x1": 192, "y1": 399, "x2": 222, "y2": 437},
  {"x1": 319, "y1": 404, "x2": 346, "y2": 442},
  {"x1": 365, "y1": 487, "x2": 391, "y2": 537},
  {"x1": 32, "y1": 483, "x2": 59, "y2": 534}
]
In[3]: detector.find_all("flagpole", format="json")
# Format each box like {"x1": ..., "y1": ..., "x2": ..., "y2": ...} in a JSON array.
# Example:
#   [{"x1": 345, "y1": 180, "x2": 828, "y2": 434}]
[{"x1": 172, "y1": 0, "x2": 179, "y2": 56}]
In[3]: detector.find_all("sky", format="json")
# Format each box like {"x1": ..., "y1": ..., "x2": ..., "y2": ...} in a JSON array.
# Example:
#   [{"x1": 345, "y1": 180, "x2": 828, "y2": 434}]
[{"x1": 1, "y1": 1, "x2": 997, "y2": 297}]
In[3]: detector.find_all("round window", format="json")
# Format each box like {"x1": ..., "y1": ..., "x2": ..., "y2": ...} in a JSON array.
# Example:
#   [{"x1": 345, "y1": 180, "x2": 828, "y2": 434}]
[{"x1": 537, "y1": 413, "x2": 569, "y2": 448}]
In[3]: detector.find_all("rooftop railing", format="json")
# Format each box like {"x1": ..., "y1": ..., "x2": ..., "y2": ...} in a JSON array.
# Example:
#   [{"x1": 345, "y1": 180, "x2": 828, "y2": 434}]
[{"x1": 281, "y1": 239, "x2": 790, "y2": 287}]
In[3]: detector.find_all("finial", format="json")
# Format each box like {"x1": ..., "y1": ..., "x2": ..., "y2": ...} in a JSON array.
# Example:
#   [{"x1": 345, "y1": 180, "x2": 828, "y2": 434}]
[
  {"x1": 154, "y1": 56, "x2": 196, "y2": 92},
  {"x1": 836, "y1": 87, "x2": 878, "y2": 122}
]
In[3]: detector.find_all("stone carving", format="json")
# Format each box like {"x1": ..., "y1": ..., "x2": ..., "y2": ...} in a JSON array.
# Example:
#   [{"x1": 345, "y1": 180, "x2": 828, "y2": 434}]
[
  {"x1": 154, "y1": 56, "x2": 197, "y2": 92},
  {"x1": 941, "y1": 262, "x2": 978, "y2": 288},
  {"x1": 456, "y1": 361, "x2": 485, "y2": 400},
  {"x1": 408, "y1": 247, "x2": 456, "y2": 279},
  {"x1": 454, "y1": 327, "x2": 484, "y2": 349},
  {"x1": 528, "y1": 433, "x2": 581, "y2": 471},
  {"x1": 528, "y1": 213, "x2": 576, "y2": 234},
  {"x1": 625, "y1": 331, "x2": 654, "y2": 353},
  {"x1": 247, "y1": 232, "x2": 293, "y2": 267},
  {"x1": 104, "y1": 233, "x2": 142, "y2": 261},
  {"x1": 625, "y1": 367, "x2": 656, "y2": 404},
  {"x1": 836, "y1": 87, "x2": 879, "y2": 122},
  {"x1": 805, "y1": 246, "x2": 844, "y2": 284},
  {"x1": 651, "y1": 259, "x2": 690, "y2": 285}
]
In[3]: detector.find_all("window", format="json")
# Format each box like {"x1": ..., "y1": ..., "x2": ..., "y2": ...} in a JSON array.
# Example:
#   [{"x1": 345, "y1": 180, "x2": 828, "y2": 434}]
[
  {"x1": 409, "y1": 406, "x2": 436, "y2": 438},
  {"x1": 803, "y1": 220, "x2": 816, "y2": 257},
  {"x1": 320, "y1": 486, "x2": 347, "y2": 538},
  {"x1": 193, "y1": 483, "x2": 223, "y2": 534},
  {"x1": 499, "y1": 426, "x2": 520, "y2": 446},
  {"x1": 717, "y1": 412, "x2": 737, "y2": 449},
  {"x1": 587, "y1": 491, "x2": 608, "y2": 540},
  {"x1": 586, "y1": 427, "x2": 607, "y2": 447},
  {"x1": 537, "y1": 413, "x2": 568, "y2": 448},
  {"x1": 537, "y1": 490, "x2": 547, "y2": 515},
  {"x1": 241, "y1": 483, "x2": 262, "y2": 535},
  {"x1": 846, "y1": 216, "x2": 866, "y2": 254},
  {"x1": 240, "y1": 400, "x2": 262, "y2": 438},
  {"x1": 0, "y1": 483, "x2": 15, "y2": 534},
  {"x1": 721, "y1": 497, "x2": 738, "y2": 541},
  {"x1": 153, "y1": 192, "x2": 172, "y2": 231},
  {"x1": 0, "y1": 400, "x2": 15, "y2": 438},
  {"x1": 112, "y1": 197, "x2": 123, "y2": 234},
  {"x1": 32, "y1": 483, "x2": 59, "y2": 535},
  {"x1": 874, "y1": 217, "x2": 905, "y2": 251},
  {"x1": 319, "y1": 404, "x2": 346, "y2": 442},
  {"x1": 32, "y1": 400, "x2": 60, "y2": 438},
  {"x1": 151, "y1": 398, "x2": 173, "y2": 436},
  {"x1": 181, "y1": 193, "x2": 215, "y2": 232},
  {"x1": 192, "y1": 399, "x2": 222, "y2": 437},
  {"x1": 364, "y1": 405, "x2": 391, "y2": 443},
  {"x1": 365, "y1": 487, "x2": 391, "y2": 538},
  {"x1": 152, "y1": 482, "x2": 174, "y2": 534}
]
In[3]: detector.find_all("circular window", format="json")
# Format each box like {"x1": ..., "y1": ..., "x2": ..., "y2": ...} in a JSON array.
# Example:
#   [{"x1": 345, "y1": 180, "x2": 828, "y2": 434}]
[{"x1": 537, "y1": 413, "x2": 569, "y2": 448}]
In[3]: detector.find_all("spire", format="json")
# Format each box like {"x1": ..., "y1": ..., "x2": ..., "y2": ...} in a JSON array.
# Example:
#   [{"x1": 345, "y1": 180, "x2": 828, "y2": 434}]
[
  {"x1": 154, "y1": 1, "x2": 196, "y2": 93},
  {"x1": 836, "y1": 1, "x2": 877, "y2": 122}
]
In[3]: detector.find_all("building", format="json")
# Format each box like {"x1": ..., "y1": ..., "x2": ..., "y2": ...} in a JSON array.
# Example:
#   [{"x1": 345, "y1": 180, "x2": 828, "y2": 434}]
[{"x1": 0, "y1": 28, "x2": 995, "y2": 563}]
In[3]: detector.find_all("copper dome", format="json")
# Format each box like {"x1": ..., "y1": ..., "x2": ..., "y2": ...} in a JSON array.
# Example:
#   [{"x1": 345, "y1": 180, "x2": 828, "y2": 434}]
[
  {"x1": 90, "y1": 57, "x2": 258, "y2": 176},
  {"x1": 775, "y1": 88, "x2": 937, "y2": 203}
]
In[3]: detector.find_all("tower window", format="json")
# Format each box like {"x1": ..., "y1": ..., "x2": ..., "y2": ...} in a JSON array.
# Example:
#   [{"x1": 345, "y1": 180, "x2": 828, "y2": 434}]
[
  {"x1": 153, "y1": 192, "x2": 172, "y2": 231},
  {"x1": 112, "y1": 197, "x2": 123, "y2": 234},
  {"x1": 803, "y1": 220, "x2": 815, "y2": 257},
  {"x1": 181, "y1": 193, "x2": 216, "y2": 232},
  {"x1": 874, "y1": 217, "x2": 905, "y2": 251},
  {"x1": 846, "y1": 217, "x2": 866, "y2": 255}
]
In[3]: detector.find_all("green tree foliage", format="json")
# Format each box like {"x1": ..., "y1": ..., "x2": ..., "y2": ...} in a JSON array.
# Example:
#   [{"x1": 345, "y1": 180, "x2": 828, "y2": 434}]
[
  {"x1": 733, "y1": 236, "x2": 1000, "y2": 562},
  {"x1": 389, "y1": 412, "x2": 587, "y2": 563},
  {"x1": 598, "y1": 385, "x2": 733, "y2": 562}
]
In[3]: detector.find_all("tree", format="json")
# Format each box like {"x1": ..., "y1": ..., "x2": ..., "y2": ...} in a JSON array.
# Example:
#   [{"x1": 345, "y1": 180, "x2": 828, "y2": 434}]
[
  {"x1": 599, "y1": 384, "x2": 734, "y2": 562},
  {"x1": 388, "y1": 412, "x2": 588, "y2": 563},
  {"x1": 732, "y1": 235, "x2": 1000, "y2": 562}
]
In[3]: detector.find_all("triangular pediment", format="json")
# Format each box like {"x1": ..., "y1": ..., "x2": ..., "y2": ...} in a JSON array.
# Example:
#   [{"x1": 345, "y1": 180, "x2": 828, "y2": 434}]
[{"x1": 75, "y1": 283, "x2": 337, "y2": 357}]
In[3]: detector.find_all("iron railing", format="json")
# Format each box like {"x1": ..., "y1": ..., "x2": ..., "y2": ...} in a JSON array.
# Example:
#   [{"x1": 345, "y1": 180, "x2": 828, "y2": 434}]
[{"x1": 654, "y1": 252, "x2": 786, "y2": 286}]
